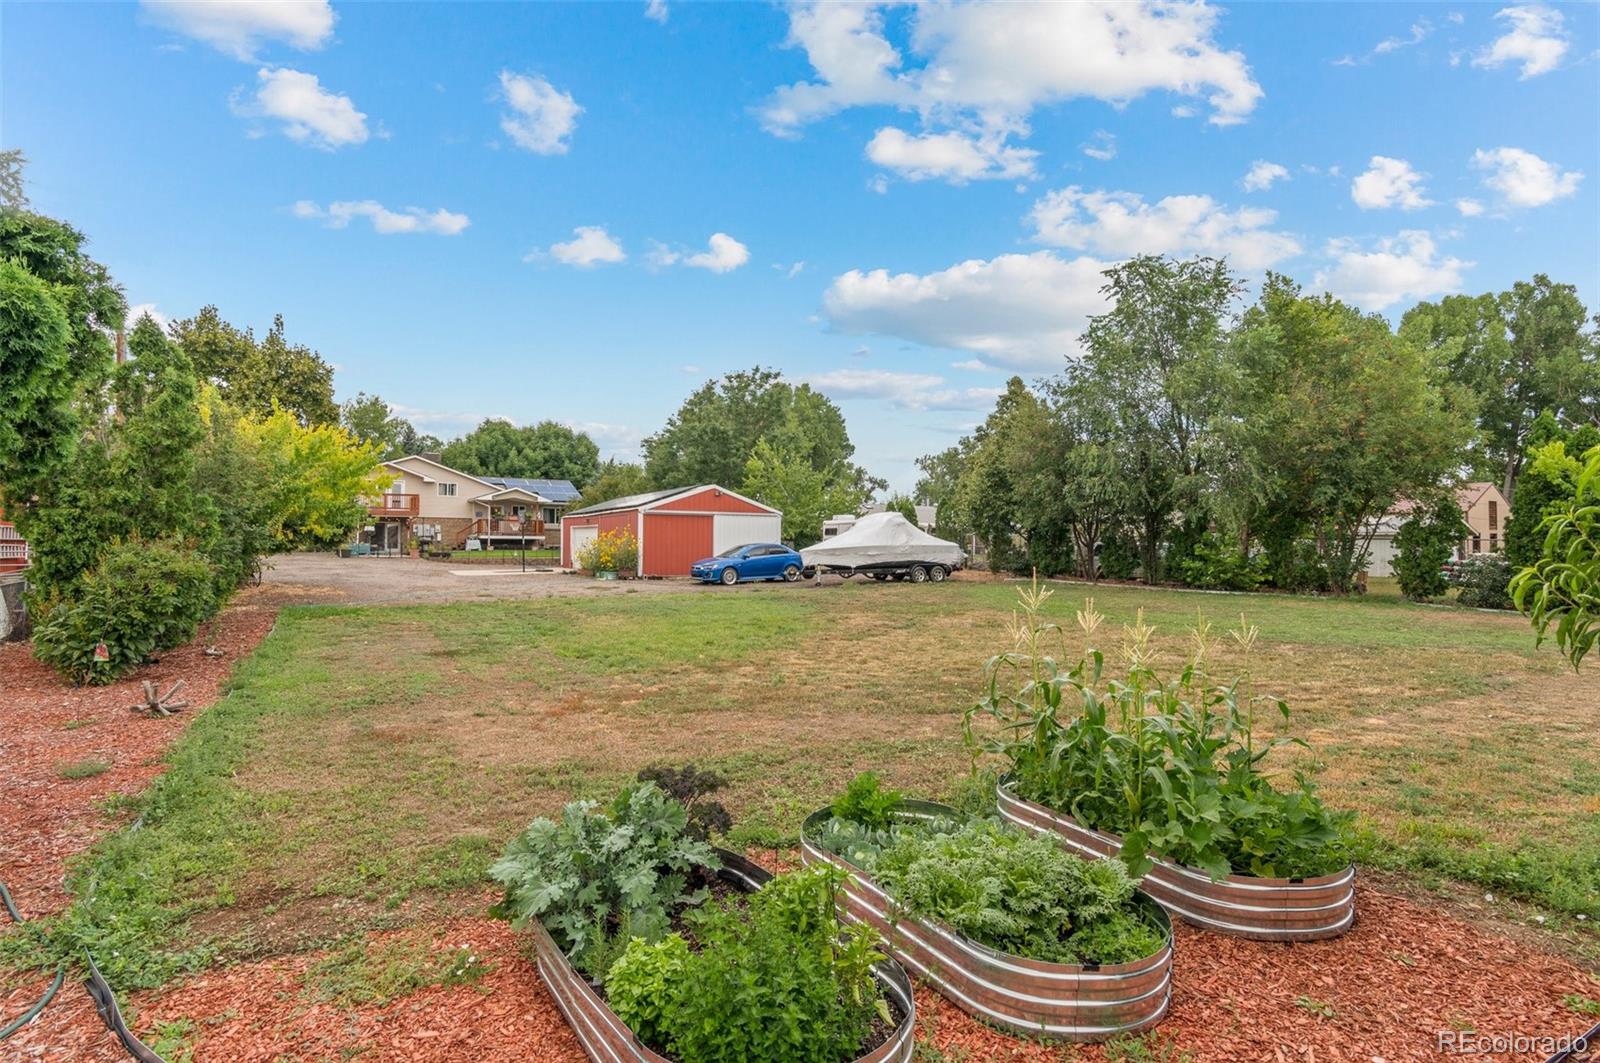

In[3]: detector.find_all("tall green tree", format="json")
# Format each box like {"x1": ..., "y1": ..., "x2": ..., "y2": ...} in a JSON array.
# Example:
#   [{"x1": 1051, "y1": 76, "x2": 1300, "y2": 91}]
[
  {"x1": 441, "y1": 418, "x2": 601, "y2": 484},
  {"x1": 742, "y1": 439, "x2": 872, "y2": 547},
  {"x1": 114, "y1": 316, "x2": 208, "y2": 543},
  {"x1": 577, "y1": 460, "x2": 652, "y2": 510},
  {"x1": 338, "y1": 391, "x2": 437, "y2": 459},
  {"x1": 1077, "y1": 255, "x2": 1242, "y2": 582},
  {"x1": 0, "y1": 259, "x2": 72, "y2": 506},
  {"x1": 1392, "y1": 494, "x2": 1469, "y2": 601},
  {"x1": 1503, "y1": 412, "x2": 1600, "y2": 570},
  {"x1": 1401, "y1": 277, "x2": 1599, "y2": 502},
  {"x1": 0, "y1": 205, "x2": 125, "y2": 392},
  {"x1": 168, "y1": 307, "x2": 338, "y2": 425},
  {"x1": 1230, "y1": 275, "x2": 1472, "y2": 594},
  {"x1": 0, "y1": 148, "x2": 28, "y2": 210}
]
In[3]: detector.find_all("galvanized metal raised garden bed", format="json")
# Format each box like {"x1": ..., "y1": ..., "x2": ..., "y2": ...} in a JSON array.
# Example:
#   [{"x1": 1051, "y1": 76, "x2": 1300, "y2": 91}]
[
  {"x1": 996, "y1": 781, "x2": 1356, "y2": 942},
  {"x1": 532, "y1": 848, "x2": 917, "y2": 1063},
  {"x1": 801, "y1": 801, "x2": 1172, "y2": 1043}
]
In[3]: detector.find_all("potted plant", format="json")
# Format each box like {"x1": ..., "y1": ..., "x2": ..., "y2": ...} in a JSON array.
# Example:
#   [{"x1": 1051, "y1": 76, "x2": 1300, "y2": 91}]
[
  {"x1": 965, "y1": 581, "x2": 1356, "y2": 941},
  {"x1": 803, "y1": 773, "x2": 1171, "y2": 1042},
  {"x1": 577, "y1": 528, "x2": 638, "y2": 580}
]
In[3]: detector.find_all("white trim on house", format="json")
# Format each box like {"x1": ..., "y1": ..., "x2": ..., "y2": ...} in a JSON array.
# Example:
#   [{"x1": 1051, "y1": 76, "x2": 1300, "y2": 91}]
[{"x1": 382, "y1": 455, "x2": 499, "y2": 493}]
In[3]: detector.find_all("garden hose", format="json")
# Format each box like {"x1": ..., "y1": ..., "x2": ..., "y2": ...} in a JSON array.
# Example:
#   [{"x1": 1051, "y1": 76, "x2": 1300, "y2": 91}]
[{"x1": 0, "y1": 880, "x2": 68, "y2": 1043}]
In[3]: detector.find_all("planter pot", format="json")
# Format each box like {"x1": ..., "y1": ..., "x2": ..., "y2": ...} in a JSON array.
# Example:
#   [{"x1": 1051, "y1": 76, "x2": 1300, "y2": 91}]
[
  {"x1": 802, "y1": 801, "x2": 1172, "y2": 1043},
  {"x1": 996, "y1": 780, "x2": 1356, "y2": 942},
  {"x1": 532, "y1": 847, "x2": 916, "y2": 1063},
  {"x1": 594, "y1": 570, "x2": 618, "y2": 581}
]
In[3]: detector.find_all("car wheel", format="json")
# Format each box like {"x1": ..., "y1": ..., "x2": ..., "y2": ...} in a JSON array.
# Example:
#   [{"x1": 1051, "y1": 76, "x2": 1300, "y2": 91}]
[
  {"x1": 909, "y1": 565, "x2": 928, "y2": 583},
  {"x1": 929, "y1": 565, "x2": 947, "y2": 582},
  {"x1": 782, "y1": 564, "x2": 800, "y2": 582},
  {"x1": 720, "y1": 567, "x2": 739, "y2": 585}
]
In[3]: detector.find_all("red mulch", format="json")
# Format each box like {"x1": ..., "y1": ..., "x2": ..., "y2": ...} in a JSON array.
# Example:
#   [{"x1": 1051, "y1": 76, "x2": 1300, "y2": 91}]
[
  {"x1": 0, "y1": 603, "x2": 279, "y2": 919},
  {"x1": 3, "y1": 605, "x2": 1597, "y2": 1060}
]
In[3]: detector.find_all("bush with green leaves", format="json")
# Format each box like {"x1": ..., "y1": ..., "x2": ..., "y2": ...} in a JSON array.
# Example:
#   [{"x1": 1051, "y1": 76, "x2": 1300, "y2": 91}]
[
  {"x1": 1455, "y1": 554, "x2": 1514, "y2": 609},
  {"x1": 816, "y1": 776, "x2": 1164, "y2": 965},
  {"x1": 31, "y1": 539, "x2": 217, "y2": 685},
  {"x1": 488, "y1": 782, "x2": 719, "y2": 978},
  {"x1": 636, "y1": 762, "x2": 733, "y2": 840},
  {"x1": 1392, "y1": 496, "x2": 1468, "y2": 601},
  {"x1": 607, "y1": 864, "x2": 887, "y2": 1063},
  {"x1": 831, "y1": 770, "x2": 903, "y2": 829},
  {"x1": 965, "y1": 582, "x2": 1352, "y2": 881},
  {"x1": 1174, "y1": 533, "x2": 1266, "y2": 591},
  {"x1": 1512, "y1": 445, "x2": 1600, "y2": 671}
]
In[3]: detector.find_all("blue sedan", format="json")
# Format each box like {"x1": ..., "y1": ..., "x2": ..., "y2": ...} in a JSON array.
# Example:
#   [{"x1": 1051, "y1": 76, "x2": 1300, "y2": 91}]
[{"x1": 691, "y1": 543, "x2": 806, "y2": 585}]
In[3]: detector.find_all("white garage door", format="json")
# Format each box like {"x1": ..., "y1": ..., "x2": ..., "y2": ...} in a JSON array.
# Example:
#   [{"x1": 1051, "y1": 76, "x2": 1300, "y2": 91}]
[
  {"x1": 568, "y1": 524, "x2": 598, "y2": 565},
  {"x1": 713, "y1": 513, "x2": 782, "y2": 554}
]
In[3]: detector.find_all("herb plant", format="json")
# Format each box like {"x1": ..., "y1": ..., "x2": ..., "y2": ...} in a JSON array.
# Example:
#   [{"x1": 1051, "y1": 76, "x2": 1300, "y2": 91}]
[
  {"x1": 831, "y1": 771, "x2": 904, "y2": 829},
  {"x1": 964, "y1": 581, "x2": 1352, "y2": 881},
  {"x1": 488, "y1": 782, "x2": 719, "y2": 977},
  {"x1": 607, "y1": 864, "x2": 889, "y2": 1063}
]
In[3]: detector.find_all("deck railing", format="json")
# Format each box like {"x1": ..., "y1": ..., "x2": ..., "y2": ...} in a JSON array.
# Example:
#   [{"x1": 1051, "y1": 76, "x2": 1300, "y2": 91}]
[
  {"x1": 0, "y1": 522, "x2": 27, "y2": 573},
  {"x1": 368, "y1": 493, "x2": 420, "y2": 517}
]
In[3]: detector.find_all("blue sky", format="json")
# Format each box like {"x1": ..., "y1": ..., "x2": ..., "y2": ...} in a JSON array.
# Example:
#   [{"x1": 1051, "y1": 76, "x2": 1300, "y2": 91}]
[{"x1": 4, "y1": 1, "x2": 1597, "y2": 492}]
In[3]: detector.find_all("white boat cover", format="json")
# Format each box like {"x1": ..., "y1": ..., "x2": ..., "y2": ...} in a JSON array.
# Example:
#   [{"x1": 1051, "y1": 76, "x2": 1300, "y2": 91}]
[{"x1": 800, "y1": 512, "x2": 965, "y2": 569}]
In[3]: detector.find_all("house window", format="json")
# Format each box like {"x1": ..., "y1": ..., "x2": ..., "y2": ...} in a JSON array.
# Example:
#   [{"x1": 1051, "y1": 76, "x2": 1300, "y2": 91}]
[
  {"x1": 438, "y1": 483, "x2": 457, "y2": 497},
  {"x1": 1489, "y1": 533, "x2": 1498, "y2": 553},
  {"x1": 1488, "y1": 500, "x2": 1498, "y2": 530},
  {"x1": 1472, "y1": 535, "x2": 1482, "y2": 553},
  {"x1": 543, "y1": 507, "x2": 558, "y2": 524}
]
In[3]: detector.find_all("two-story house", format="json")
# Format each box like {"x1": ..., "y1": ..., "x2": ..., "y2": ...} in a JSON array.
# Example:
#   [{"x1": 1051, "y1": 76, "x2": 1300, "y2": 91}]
[
  {"x1": 365, "y1": 454, "x2": 581, "y2": 553},
  {"x1": 1364, "y1": 481, "x2": 1511, "y2": 577}
]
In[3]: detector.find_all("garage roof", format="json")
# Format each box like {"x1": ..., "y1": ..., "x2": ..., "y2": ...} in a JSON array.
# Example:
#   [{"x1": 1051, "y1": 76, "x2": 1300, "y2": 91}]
[{"x1": 565, "y1": 484, "x2": 778, "y2": 517}]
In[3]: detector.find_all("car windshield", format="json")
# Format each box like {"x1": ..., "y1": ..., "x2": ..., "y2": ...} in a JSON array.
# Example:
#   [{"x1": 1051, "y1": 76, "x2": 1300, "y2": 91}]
[{"x1": 715, "y1": 544, "x2": 754, "y2": 558}]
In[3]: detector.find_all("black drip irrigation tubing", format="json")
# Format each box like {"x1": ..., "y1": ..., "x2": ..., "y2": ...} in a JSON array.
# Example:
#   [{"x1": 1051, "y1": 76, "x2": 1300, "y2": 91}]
[
  {"x1": 1546, "y1": 1021, "x2": 1600, "y2": 1063},
  {"x1": 1, "y1": 849, "x2": 165, "y2": 1061}
]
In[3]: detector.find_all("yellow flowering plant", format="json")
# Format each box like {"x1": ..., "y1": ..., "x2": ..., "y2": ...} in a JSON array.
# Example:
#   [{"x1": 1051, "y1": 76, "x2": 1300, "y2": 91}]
[{"x1": 577, "y1": 528, "x2": 639, "y2": 574}]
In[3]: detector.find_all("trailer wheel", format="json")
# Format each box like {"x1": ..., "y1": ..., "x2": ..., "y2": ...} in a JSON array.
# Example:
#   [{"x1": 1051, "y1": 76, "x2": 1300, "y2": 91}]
[
  {"x1": 782, "y1": 564, "x2": 801, "y2": 582},
  {"x1": 870, "y1": 572, "x2": 888, "y2": 581},
  {"x1": 909, "y1": 565, "x2": 928, "y2": 583},
  {"x1": 929, "y1": 565, "x2": 948, "y2": 582}
]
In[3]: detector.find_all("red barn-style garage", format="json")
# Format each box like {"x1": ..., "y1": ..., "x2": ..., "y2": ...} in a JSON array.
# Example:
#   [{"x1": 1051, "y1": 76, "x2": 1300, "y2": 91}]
[{"x1": 561, "y1": 485, "x2": 783, "y2": 577}]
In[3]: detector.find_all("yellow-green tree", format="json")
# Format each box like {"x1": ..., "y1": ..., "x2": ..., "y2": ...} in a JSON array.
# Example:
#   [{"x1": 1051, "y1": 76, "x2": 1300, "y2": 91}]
[{"x1": 241, "y1": 406, "x2": 389, "y2": 550}]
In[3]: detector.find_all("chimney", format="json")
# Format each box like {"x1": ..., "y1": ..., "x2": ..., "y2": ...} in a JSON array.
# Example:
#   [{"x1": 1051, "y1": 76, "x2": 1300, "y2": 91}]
[{"x1": 422, "y1": 452, "x2": 442, "y2": 464}]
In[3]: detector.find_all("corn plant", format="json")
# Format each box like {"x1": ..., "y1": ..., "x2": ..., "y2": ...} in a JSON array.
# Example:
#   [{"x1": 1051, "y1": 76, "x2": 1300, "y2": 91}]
[{"x1": 964, "y1": 580, "x2": 1351, "y2": 881}]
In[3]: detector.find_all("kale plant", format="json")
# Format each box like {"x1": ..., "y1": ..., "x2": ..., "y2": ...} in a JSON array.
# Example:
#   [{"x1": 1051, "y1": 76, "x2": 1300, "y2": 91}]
[
  {"x1": 636, "y1": 762, "x2": 734, "y2": 840},
  {"x1": 607, "y1": 864, "x2": 888, "y2": 1063},
  {"x1": 488, "y1": 782, "x2": 719, "y2": 977}
]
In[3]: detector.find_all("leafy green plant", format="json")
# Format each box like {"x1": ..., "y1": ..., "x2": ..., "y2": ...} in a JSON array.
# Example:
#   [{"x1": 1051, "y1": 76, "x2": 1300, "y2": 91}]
[
  {"x1": 964, "y1": 581, "x2": 1352, "y2": 881},
  {"x1": 1455, "y1": 554, "x2": 1514, "y2": 609},
  {"x1": 1512, "y1": 445, "x2": 1600, "y2": 670},
  {"x1": 819, "y1": 810, "x2": 1164, "y2": 966},
  {"x1": 1393, "y1": 495, "x2": 1468, "y2": 601},
  {"x1": 488, "y1": 782, "x2": 719, "y2": 977},
  {"x1": 1175, "y1": 532, "x2": 1266, "y2": 591},
  {"x1": 56, "y1": 758, "x2": 110, "y2": 780},
  {"x1": 305, "y1": 937, "x2": 491, "y2": 1005},
  {"x1": 831, "y1": 771, "x2": 904, "y2": 830},
  {"x1": 637, "y1": 762, "x2": 734, "y2": 840},
  {"x1": 32, "y1": 538, "x2": 218, "y2": 685},
  {"x1": 607, "y1": 864, "x2": 888, "y2": 1063},
  {"x1": 1564, "y1": 993, "x2": 1600, "y2": 1018}
]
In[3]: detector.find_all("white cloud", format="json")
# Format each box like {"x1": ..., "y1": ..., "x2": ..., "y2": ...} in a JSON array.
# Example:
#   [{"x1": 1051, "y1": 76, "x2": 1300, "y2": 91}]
[
  {"x1": 141, "y1": 0, "x2": 334, "y2": 60},
  {"x1": 125, "y1": 303, "x2": 169, "y2": 332},
  {"x1": 1313, "y1": 231, "x2": 1471, "y2": 310},
  {"x1": 1350, "y1": 156, "x2": 1433, "y2": 210},
  {"x1": 564, "y1": 419, "x2": 643, "y2": 459},
  {"x1": 822, "y1": 251, "x2": 1113, "y2": 370},
  {"x1": 1474, "y1": 5, "x2": 1569, "y2": 78},
  {"x1": 1455, "y1": 197, "x2": 1485, "y2": 217},
  {"x1": 1028, "y1": 186, "x2": 1301, "y2": 271},
  {"x1": 1081, "y1": 131, "x2": 1117, "y2": 161},
  {"x1": 804, "y1": 368, "x2": 1004, "y2": 412},
  {"x1": 540, "y1": 226, "x2": 626, "y2": 267},
  {"x1": 1242, "y1": 160, "x2": 1290, "y2": 191},
  {"x1": 773, "y1": 261, "x2": 806, "y2": 279},
  {"x1": 1170, "y1": 104, "x2": 1197, "y2": 118},
  {"x1": 644, "y1": 0, "x2": 668, "y2": 24},
  {"x1": 865, "y1": 127, "x2": 1037, "y2": 182},
  {"x1": 233, "y1": 67, "x2": 368, "y2": 149},
  {"x1": 760, "y1": 2, "x2": 1261, "y2": 183},
  {"x1": 1374, "y1": 18, "x2": 1432, "y2": 55},
  {"x1": 293, "y1": 200, "x2": 470, "y2": 235},
  {"x1": 1471, "y1": 146, "x2": 1582, "y2": 208},
  {"x1": 498, "y1": 71, "x2": 581, "y2": 154},
  {"x1": 653, "y1": 233, "x2": 750, "y2": 273}
]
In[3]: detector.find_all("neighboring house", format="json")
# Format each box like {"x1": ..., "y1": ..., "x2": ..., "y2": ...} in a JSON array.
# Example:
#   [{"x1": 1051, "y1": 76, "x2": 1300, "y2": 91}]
[
  {"x1": 0, "y1": 512, "x2": 27, "y2": 575},
  {"x1": 561, "y1": 485, "x2": 782, "y2": 577},
  {"x1": 364, "y1": 454, "x2": 581, "y2": 553},
  {"x1": 1364, "y1": 481, "x2": 1510, "y2": 578},
  {"x1": 822, "y1": 504, "x2": 937, "y2": 539}
]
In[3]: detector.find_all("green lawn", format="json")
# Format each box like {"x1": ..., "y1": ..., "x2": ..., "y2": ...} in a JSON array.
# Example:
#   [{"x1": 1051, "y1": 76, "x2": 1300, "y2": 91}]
[
  {"x1": 445, "y1": 547, "x2": 559, "y2": 559},
  {"x1": 6, "y1": 579, "x2": 1597, "y2": 991}
]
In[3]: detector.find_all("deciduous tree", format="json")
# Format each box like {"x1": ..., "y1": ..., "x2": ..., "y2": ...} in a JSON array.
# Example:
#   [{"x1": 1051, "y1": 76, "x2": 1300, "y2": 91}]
[{"x1": 441, "y1": 418, "x2": 601, "y2": 484}]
